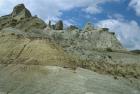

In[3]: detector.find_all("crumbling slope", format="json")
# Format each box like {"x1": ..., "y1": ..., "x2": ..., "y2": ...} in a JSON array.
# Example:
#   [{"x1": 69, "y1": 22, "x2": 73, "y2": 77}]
[{"x1": 0, "y1": 29, "x2": 74, "y2": 67}]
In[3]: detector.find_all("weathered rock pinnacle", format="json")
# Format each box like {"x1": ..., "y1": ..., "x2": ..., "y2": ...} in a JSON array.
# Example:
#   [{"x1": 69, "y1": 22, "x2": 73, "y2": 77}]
[
  {"x1": 83, "y1": 22, "x2": 94, "y2": 32},
  {"x1": 55, "y1": 20, "x2": 63, "y2": 30},
  {"x1": 11, "y1": 4, "x2": 32, "y2": 20}
]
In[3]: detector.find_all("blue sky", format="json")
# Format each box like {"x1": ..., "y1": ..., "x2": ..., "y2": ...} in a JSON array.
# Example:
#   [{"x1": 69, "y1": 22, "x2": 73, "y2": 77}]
[{"x1": 0, "y1": 0, "x2": 140, "y2": 50}]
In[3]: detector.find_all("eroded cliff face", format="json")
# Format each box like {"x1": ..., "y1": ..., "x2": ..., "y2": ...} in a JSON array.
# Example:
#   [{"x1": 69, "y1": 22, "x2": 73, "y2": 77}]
[
  {"x1": 44, "y1": 22, "x2": 140, "y2": 65},
  {"x1": 0, "y1": 4, "x2": 140, "y2": 94},
  {"x1": 0, "y1": 4, "x2": 124, "y2": 51}
]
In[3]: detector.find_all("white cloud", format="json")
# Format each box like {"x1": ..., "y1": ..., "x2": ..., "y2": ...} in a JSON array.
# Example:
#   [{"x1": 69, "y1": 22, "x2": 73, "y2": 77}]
[
  {"x1": 0, "y1": 0, "x2": 118, "y2": 20},
  {"x1": 108, "y1": 13, "x2": 124, "y2": 20},
  {"x1": 0, "y1": 0, "x2": 4, "y2": 6},
  {"x1": 96, "y1": 19, "x2": 140, "y2": 50},
  {"x1": 129, "y1": 0, "x2": 140, "y2": 16}
]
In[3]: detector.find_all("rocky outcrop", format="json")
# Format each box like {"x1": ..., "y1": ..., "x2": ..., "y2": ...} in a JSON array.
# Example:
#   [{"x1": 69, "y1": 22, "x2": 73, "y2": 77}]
[
  {"x1": 0, "y1": 4, "x2": 46, "y2": 32},
  {"x1": 0, "y1": 27, "x2": 139, "y2": 93},
  {"x1": 66, "y1": 25, "x2": 79, "y2": 31},
  {"x1": 44, "y1": 20, "x2": 54, "y2": 31},
  {"x1": 45, "y1": 29, "x2": 140, "y2": 64},
  {"x1": 46, "y1": 28, "x2": 125, "y2": 51},
  {"x1": 55, "y1": 20, "x2": 63, "y2": 30},
  {"x1": 0, "y1": 4, "x2": 140, "y2": 94},
  {"x1": 83, "y1": 22, "x2": 94, "y2": 32},
  {"x1": 11, "y1": 4, "x2": 32, "y2": 20}
]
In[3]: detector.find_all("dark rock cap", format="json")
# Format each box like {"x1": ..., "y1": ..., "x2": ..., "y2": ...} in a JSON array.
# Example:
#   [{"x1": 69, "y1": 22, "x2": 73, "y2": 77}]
[
  {"x1": 11, "y1": 3, "x2": 32, "y2": 19},
  {"x1": 0, "y1": 4, "x2": 46, "y2": 32},
  {"x1": 55, "y1": 20, "x2": 63, "y2": 30},
  {"x1": 13, "y1": 4, "x2": 25, "y2": 12}
]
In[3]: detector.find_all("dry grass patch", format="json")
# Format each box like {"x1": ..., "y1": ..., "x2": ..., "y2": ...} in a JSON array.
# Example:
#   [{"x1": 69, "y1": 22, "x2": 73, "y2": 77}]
[{"x1": 76, "y1": 59, "x2": 140, "y2": 79}]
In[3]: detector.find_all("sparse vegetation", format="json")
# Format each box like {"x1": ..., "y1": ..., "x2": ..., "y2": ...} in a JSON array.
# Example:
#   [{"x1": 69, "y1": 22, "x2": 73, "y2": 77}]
[
  {"x1": 65, "y1": 53, "x2": 140, "y2": 79},
  {"x1": 106, "y1": 48, "x2": 113, "y2": 52}
]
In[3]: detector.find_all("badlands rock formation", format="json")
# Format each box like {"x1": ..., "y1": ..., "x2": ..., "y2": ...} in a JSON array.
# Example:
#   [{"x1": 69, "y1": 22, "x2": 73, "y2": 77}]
[
  {"x1": 55, "y1": 20, "x2": 63, "y2": 30},
  {"x1": 0, "y1": 4, "x2": 46, "y2": 32},
  {"x1": 45, "y1": 22, "x2": 140, "y2": 65},
  {"x1": 0, "y1": 4, "x2": 140, "y2": 94}
]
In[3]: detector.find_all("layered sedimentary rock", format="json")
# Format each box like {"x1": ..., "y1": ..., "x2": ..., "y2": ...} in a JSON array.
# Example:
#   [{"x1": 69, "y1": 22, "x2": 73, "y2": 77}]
[
  {"x1": 0, "y1": 4, "x2": 140, "y2": 94},
  {"x1": 46, "y1": 25, "x2": 125, "y2": 51},
  {"x1": 44, "y1": 22, "x2": 139, "y2": 64}
]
